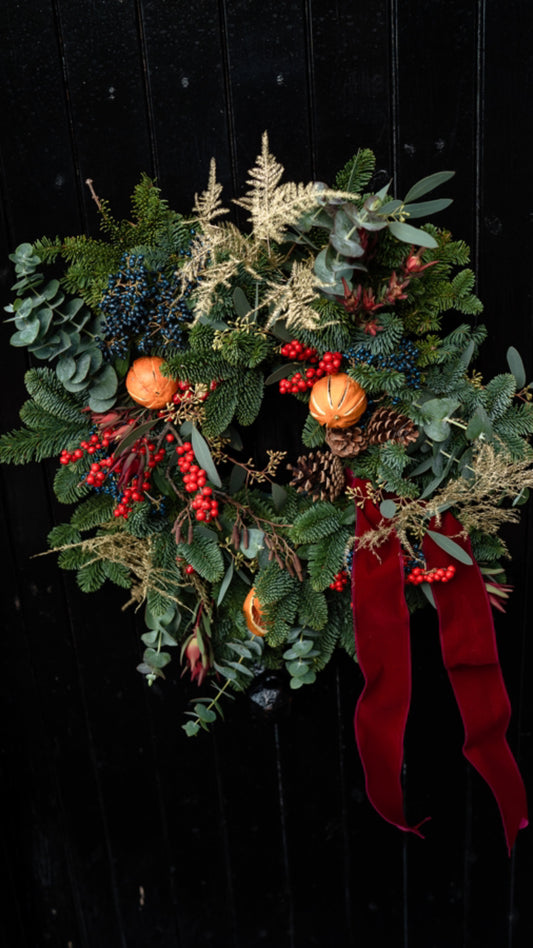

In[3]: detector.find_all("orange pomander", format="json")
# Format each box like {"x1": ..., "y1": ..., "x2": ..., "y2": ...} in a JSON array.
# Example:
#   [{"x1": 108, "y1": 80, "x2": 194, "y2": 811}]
[
  {"x1": 309, "y1": 372, "x2": 367, "y2": 429},
  {"x1": 243, "y1": 587, "x2": 267, "y2": 637},
  {"x1": 125, "y1": 356, "x2": 179, "y2": 409}
]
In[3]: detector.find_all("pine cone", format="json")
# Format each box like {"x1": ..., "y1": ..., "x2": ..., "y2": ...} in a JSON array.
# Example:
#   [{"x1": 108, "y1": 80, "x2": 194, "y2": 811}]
[
  {"x1": 325, "y1": 424, "x2": 369, "y2": 458},
  {"x1": 365, "y1": 407, "x2": 419, "y2": 447},
  {"x1": 287, "y1": 450, "x2": 345, "y2": 501}
]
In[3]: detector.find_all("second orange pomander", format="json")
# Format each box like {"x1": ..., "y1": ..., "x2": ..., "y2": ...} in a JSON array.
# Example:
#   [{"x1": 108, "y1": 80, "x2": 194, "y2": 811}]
[{"x1": 308, "y1": 372, "x2": 367, "y2": 429}]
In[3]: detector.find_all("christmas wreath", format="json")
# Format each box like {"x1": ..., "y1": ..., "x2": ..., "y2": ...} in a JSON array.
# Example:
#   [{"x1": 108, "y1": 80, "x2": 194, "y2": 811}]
[{"x1": 2, "y1": 135, "x2": 531, "y2": 847}]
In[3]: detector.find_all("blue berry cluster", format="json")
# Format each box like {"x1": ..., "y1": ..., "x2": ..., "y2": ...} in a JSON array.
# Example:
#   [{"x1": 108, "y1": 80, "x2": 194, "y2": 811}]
[
  {"x1": 403, "y1": 542, "x2": 425, "y2": 576},
  {"x1": 98, "y1": 253, "x2": 192, "y2": 359},
  {"x1": 345, "y1": 337, "x2": 421, "y2": 389}
]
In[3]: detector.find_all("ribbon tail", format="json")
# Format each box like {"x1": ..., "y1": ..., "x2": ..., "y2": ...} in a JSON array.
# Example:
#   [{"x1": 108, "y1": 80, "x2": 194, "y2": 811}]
[
  {"x1": 423, "y1": 514, "x2": 528, "y2": 854},
  {"x1": 351, "y1": 478, "x2": 426, "y2": 836}
]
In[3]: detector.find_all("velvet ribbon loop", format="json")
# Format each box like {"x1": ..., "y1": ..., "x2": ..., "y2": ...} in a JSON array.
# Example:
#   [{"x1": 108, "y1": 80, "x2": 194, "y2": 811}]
[{"x1": 348, "y1": 474, "x2": 528, "y2": 851}]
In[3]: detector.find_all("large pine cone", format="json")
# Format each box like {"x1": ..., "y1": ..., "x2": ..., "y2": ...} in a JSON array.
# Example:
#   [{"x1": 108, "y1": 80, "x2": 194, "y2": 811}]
[
  {"x1": 287, "y1": 450, "x2": 345, "y2": 501},
  {"x1": 365, "y1": 407, "x2": 419, "y2": 447},
  {"x1": 325, "y1": 424, "x2": 368, "y2": 458}
]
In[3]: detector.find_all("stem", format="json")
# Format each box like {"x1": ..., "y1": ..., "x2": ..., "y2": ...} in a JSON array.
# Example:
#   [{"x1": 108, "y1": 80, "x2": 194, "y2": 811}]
[{"x1": 85, "y1": 178, "x2": 103, "y2": 213}]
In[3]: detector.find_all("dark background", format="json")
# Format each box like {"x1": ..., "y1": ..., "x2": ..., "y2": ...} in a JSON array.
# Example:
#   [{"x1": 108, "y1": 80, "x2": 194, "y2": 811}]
[{"x1": 1, "y1": 1, "x2": 532, "y2": 946}]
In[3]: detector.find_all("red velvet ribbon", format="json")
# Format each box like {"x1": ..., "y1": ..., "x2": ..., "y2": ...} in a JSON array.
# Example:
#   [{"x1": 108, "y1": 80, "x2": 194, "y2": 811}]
[{"x1": 348, "y1": 474, "x2": 528, "y2": 852}]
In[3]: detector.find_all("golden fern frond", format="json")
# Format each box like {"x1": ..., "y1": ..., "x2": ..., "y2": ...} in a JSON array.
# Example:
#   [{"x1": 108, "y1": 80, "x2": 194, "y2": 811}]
[
  {"x1": 262, "y1": 259, "x2": 323, "y2": 331},
  {"x1": 193, "y1": 158, "x2": 228, "y2": 224},
  {"x1": 190, "y1": 257, "x2": 242, "y2": 320},
  {"x1": 234, "y1": 133, "x2": 359, "y2": 248},
  {"x1": 234, "y1": 131, "x2": 284, "y2": 220}
]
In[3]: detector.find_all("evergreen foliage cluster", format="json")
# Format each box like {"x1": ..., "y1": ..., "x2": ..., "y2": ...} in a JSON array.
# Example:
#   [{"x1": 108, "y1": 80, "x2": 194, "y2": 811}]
[{"x1": 2, "y1": 138, "x2": 532, "y2": 733}]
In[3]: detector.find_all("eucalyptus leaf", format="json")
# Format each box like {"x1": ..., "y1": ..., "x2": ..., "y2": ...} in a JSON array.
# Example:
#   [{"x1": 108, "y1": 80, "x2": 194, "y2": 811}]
[
  {"x1": 329, "y1": 232, "x2": 365, "y2": 257},
  {"x1": 403, "y1": 170, "x2": 455, "y2": 204},
  {"x1": 459, "y1": 340, "x2": 475, "y2": 368},
  {"x1": 143, "y1": 648, "x2": 172, "y2": 669},
  {"x1": 409, "y1": 455, "x2": 435, "y2": 477},
  {"x1": 377, "y1": 198, "x2": 404, "y2": 215},
  {"x1": 271, "y1": 482, "x2": 287, "y2": 511},
  {"x1": 423, "y1": 419, "x2": 451, "y2": 441},
  {"x1": 403, "y1": 197, "x2": 453, "y2": 218},
  {"x1": 239, "y1": 527, "x2": 264, "y2": 559},
  {"x1": 216, "y1": 561, "x2": 234, "y2": 606},
  {"x1": 88, "y1": 394, "x2": 118, "y2": 413},
  {"x1": 10, "y1": 321, "x2": 41, "y2": 346},
  {"x1": 388, "y1": 220, "x2": 438, "y2": 248},
  {"x1": 56, "y1": 355, "x2": 77, "y2": 382},
  {"x1": 89, "y1": 364, "x2": 118, "y2": 399},
  {"x1": 229, "y1": 463, "x2": 247, "y2": 494},
  {"x1": 194, "y1": 703, "x2": 217, "y2": 723},
  {"x1": 233, "y1": 286, "x2": 252, "y2": 319},
  {"x1": 69, "y1": 351, "x2": 92, "y2": 384},
  {"x1": 379, "y1": 499, "x2": 397, "y2": 519},
  {"x1": 426, "y1": 529, "x2": 473, "y2": 565},
  {"x1": 466, "y1": 405, "x2": 493, "y2": 441},
  {"x1": 420, "y1": 582, "x2": 437, "y2": 608},
  {"x1": 269, "y1": 321, "x2": 293, "y2": 342},
  {"x1": 265, "y1": 363, "x2": 300, "y2": 385},
  {"x1": 287, "y1": 659, "x2": 310, "y2": 677},
  {"x1": 191, "y1": 425, "x2": 222, "y2": 488},
  {"x1": 420, "y1": 397, "x2": 460, "y2": 422},
  {"x1": 506, "y1": 346, "x2": 526, "y2": 389}
]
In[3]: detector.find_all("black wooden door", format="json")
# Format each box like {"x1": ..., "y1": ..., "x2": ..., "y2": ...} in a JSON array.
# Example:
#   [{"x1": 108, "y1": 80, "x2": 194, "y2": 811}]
[{"x1": 1, "y1": 2, "x2": 532, "y2": 946}]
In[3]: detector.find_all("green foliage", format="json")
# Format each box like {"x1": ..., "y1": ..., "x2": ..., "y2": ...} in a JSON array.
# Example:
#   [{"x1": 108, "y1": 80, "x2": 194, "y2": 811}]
[
  {"x1": 335, "y1": 148, "x2": 376, "y2": 194},
  {"x1": 175, "y1": 528, "x2": 224, "y2": 582},
  {"x1": 307, "y1": 529, "x2": 351, "y2": 591},
  {"x1": 77, "y1": 557, "x2": 107, "y2": 592},
  {"x1": 5, "y1": 246, "x2": 118, "y2": 411},
  {"x1": 0, "y1": 368, "x2": 90, "y2": 464},
  {"x1": 292, "y1": 501, "x2": 343, "y2": 544},
  {"x1": 70, "y1": 494, "x2": 115, "y2": 531}
]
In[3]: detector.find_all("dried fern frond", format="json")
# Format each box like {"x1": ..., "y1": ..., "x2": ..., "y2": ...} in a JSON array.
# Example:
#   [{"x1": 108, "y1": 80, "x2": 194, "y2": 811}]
[
  {"x1": 262, "y1": 259, "x2": 324, "y2": 330},
  {"x1": 192, "y1": 157, "x2": 228, "y2": 225},
  {"x1": 234, "y1": 132, "x2": 365, "y2": 250}
]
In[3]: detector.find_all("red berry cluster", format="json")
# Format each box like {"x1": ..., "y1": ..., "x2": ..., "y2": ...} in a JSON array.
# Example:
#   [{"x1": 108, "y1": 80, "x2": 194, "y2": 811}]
[
  {"x1": 280, "y1": 340, "x2": 319, "y2": 362},
  {"x1": 60, "y1": 427, "x2": 174, "y2": 520},
  {"x1": 278, "y1": 340, "x2": 343, "y2": 395},
  {"x1": 406, "y1": 564, "x2": 457, "y2": 585},
  {"x1": 169, "y1": 378, "x2": 218, "y2": 408},
  {"x1": 329, "y1": 569, "x2": 350, "y2": 592},
  {"x1": 59, "y1": 431, "x2": 111, "y2": 465},
  {"x1": 176, "y1": 442, "x2": 219, "y2": 523}
]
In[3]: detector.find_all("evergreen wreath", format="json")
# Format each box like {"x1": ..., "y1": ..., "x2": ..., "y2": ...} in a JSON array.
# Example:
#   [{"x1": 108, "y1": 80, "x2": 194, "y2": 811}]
[{"x1": 2, "y1": 134, "x2": 533, "y2": 744}]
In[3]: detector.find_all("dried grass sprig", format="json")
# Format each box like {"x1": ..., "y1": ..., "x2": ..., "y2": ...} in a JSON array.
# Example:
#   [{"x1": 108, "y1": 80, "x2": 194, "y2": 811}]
[{"x1": 355, "y1": 441, "x2": 533, "y2": 556}]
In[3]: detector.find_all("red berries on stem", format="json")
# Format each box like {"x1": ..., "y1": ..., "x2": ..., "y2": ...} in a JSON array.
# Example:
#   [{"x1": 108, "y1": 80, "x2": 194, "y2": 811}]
[
  {"x1": 329, "y1": 569, "x2": 350, "y2": 592},
  {"x1": 176, "y1": 442, "x2": 219, "y2": 523},
  {"x1": 278, "y1": 340, "x2": 343, "y2": 395},
  {"x1": 406, "y1": 564, "x2": 456, "y2": 585}
]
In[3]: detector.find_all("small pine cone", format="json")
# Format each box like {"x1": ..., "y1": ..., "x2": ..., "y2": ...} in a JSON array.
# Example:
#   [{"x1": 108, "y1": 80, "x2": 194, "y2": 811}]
[
  {"x1": 287, "y1": 450, "x2": 345, "y2": 502},
  {"x1": 325, "y1": 424, "x2": 369, "y2": 458},
  {"x1": 365, "y1": 407, "x2": 419, "y2": 447}
]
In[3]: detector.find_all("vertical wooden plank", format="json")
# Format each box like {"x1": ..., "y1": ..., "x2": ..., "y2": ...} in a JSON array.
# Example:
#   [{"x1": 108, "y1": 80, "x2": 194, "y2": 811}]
[
  {"x1": 0, "y1": 1, "x2": 84, "y2": 238},
  {"x1": 54, "y1": 0, "x2": 155, "y2": 223},
  {"x1": 221, "y1": 0, "x2": 314, "y2": 192},
  {"x1": 309, "y1": 0, "x2": 395, "y2": 179},
  {"x1": 137, "y1": 0, "x2": 235, "y2": 208},
  {"x1": 395, "y1": 0, "x2": 479, "y2": 240},
  {"x1": 473, "y1": 3, "x2": 533, "y2": 945},
  {"x1": 394, "y1": 4, "x2": 495, "y2": 945}
]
